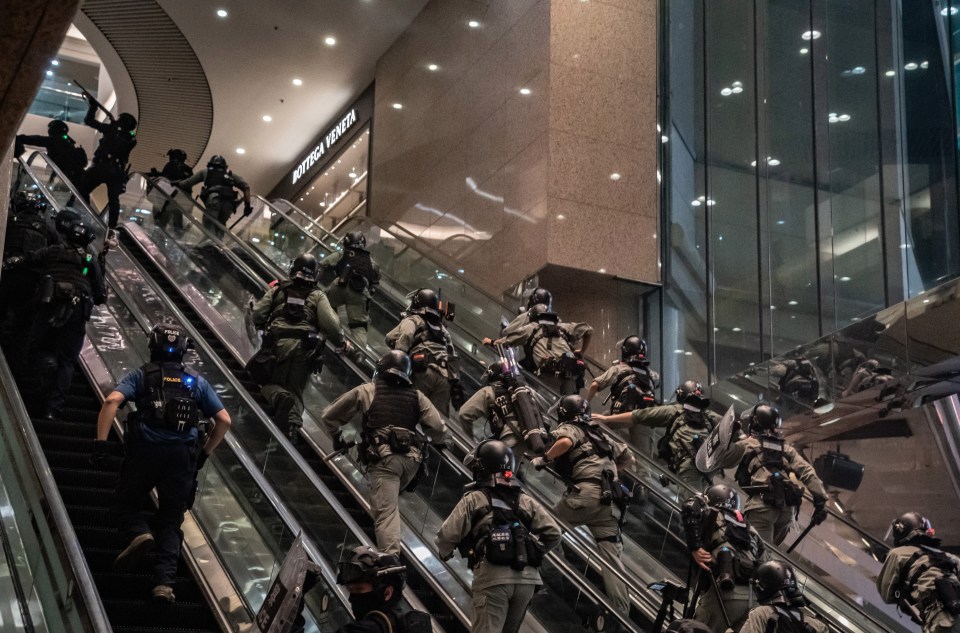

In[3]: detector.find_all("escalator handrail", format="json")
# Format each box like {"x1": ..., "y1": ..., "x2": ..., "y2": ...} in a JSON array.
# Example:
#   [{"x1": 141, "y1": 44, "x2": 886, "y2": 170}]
[
  {"x1": 113, "y1": 222, "x2": 442, "y2": 626},
  {"x1": 0, "y1": 353, "x2": 112, "y2": 632}
]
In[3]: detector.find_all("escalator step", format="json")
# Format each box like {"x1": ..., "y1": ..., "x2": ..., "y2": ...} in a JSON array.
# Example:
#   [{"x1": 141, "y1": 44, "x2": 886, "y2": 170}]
[
  {"x1": 74, "y1": 525, "x2": 119, "y2": 550},
  {"x1": 58, "y1": 485, "x2": 116, "y2": 507},
  {"x1": 66, "y1": 503, "x2": 125, "y2": 527},
  {"x1": 52, "y1": 466, "x2": 120, "y2": 490},
  {"x1": 94, "y1": 571, "x2": 204, "y2": 603},
  {"x1": 33, "y1": 418, "x2": 93, "y2": 438},
  {"x1": 45, "y1": 450, "x2": 123, "y2": 471},
  {"x1": 102, "y1": 598, "x2": 215, "y2": 628}
]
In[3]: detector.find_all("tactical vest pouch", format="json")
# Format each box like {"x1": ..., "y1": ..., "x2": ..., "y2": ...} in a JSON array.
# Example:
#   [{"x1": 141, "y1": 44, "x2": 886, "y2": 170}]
[
  {"x1": 598, "y1": 469, "x2": 617, "y2": 506},
  {"x1": 357, "y1": 434, "x2": 381, "y2": 466},
  {"x1": 410, "y1": 351, "x2": 430, "y2": 372},
  {"x1": 487, "y1": 525, "x2": 517, "y2": 567},
  {"x1": 348, "y1": 272, "x2": 369, "y2": 292},
  {"x1": 935, "y1": 576, "x2": 960, "y2": 615},
  {"x1": 732, "y1": 555, "x2": 758, "y2": 584},
  {"x1": 164, "y1": 397, "x2": 199, "y2": 432},
  {"x1": 656, "y1": 433, "x2": 673, "y2": 467},
  {"x1": 46, "y1": 282, "x2": 79, "y2": 327},
  {"x1": 400, "y1": 610, "x2": 432, "y2": 633},
  {"x1": 386, "y1": 428, "x2": 415, "y2": 455}
]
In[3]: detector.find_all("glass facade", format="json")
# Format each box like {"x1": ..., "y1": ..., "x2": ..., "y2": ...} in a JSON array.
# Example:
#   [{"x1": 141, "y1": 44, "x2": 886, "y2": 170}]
[{"x1": 657, "y1": 0, "x2": 960, "y2": 389}]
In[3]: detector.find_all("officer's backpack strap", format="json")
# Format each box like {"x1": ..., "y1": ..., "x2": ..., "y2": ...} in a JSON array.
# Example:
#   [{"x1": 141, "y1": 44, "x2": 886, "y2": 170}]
[
  {"x1": 363, "y1": 610, "x2": 394, "y2": 633},
  {"x1": 399, "y1": 609, "x2": 431, "y2": 633}
]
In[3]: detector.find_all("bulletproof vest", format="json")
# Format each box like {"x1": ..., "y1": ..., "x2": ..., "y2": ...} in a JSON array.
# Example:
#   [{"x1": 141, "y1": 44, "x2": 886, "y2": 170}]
[
  {"x1": 460, "y1": 486, "x2": 540, "y2": 570},
  {"x1": 5, "y1": 212, "x2": 51, "y2": 257},
  {"x1": 897, "y1": 545, "x2": 960, "y2": 601},
  {"x1": 202, "y1": 167, "x2": 237, "y2": 199},
  {"x1": 335, "y1": 248, "x2": 375, "y2": 291},
  {"x1": 93, "y1": 125, "x2": 135, "y2": 165},
  {"x1": 767, "y1": 606, "x2": 818, "y2": 633},
  {"x1": 524, "y1": 316, "x2": 573, "y2": 362},
  {"x1": 365, "y1": 606, "x2": 431, "y2": 633},
  {"x1": 49, "y1": 136, "x2": 87, "y2": 176},
  {"x1": 271, "y1": 281, "x2": 314, "y2": 325},
  {"x1": 44, "y1": 245, "x2": 93, "y2": 295},
  {"x1": 161, "y1": 161, "x2": 193, "y2": 181},
  {"x1": 412, "y1": 312, "x2": 448, "y2": 347},
  {"x1": 610, "y1": 365, "x2": 657, "y2": 413},
  {"x1": 134, "y1": 362, "x2": 201, "y2": 433},
  {"x1": 554, "y1": 420, "x2": 615, "y2": 481},
  {"x1": 365, "y1": 378, "x2": 420, "y2": 432}
]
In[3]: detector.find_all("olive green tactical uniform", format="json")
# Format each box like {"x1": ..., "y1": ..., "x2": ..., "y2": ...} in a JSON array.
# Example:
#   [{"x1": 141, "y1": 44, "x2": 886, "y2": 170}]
[
  {"x1": 500, "y1": 320, "x2": 592, "y2": 396},
  {"x1": 321, "y1": 250, "x2": 378, "y2": 351},
  {"x1": 386, "y1": 314, "x2": 458, "y2": 415},
  {"x1": 322, "y1": 382, "x2": 446, "y2": 555},
  {"x1": 738, "y1": 605, "x2": 828, "y2": 633},
  {"x1": 551, "y1": 422, "x2": 632, "y2": 616},
  {"x1": 252, "y1": 284, "x2": 344, "y2": 432},
  {"x1": 628, "y1": 404, "x2": 721, "y2": 493},
  {"x1": 694, "y1": 511, "x2": 765, "y2": 633},
  {"x1": 878, "y1": 545, "x2": 960, "y2": 633},
  {"x1": 593, "y1": 363, "x2": 659, "y2": 480},
  {"x1": 458, "y1": 385, "x2": 520, "y2": 446},
  {"x1": 719, "y1": 437, "x2": 827, "y2": 546},
  {"x1": 436, "y1": 487, "x2": 562, "y2": 633}
]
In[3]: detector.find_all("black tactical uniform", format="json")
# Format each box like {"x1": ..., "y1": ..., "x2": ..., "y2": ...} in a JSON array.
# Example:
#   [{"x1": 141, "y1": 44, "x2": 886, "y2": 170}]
[
  {"x1": 6, "y1": 210, "x2": 106, "y2": 417},
  {"x1": 323, "y1": 231, "x2": 381, "y2": 354},
  {"x1": 437, "y1": 440, "x2": 562, "y2": 633},
  {"x1": 682, "y1": 485, "x2": 764, "y2": 633},
  {"x1": 92, "y1": 323, "x2": 230, "y2": 603},
  {"x1": 150, "y1": 149, "x2": 193, "y2": 232},
  {"x1": 77, "y1": 101, "x2": 137, "y2": 233},
  {"x1": 175, "y1": 155, "x2": 252, "y2": 239},
  {"x1": 15, "y1": 119, "x2": 88, "y2": 183}
]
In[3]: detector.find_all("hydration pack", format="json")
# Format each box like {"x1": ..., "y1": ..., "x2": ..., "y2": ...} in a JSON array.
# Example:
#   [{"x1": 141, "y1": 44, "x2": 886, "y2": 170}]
[
  {"x1": 460, "y1": 487, "x2": 543, "y2": 570},
  {"x1": 554, "y1": 419, "x2": 615, "y2": 481},
  {"x1": 610, "y1": 366, "x2": 658, "y2": 413},
  {"x1": 135, "y1": 362, "x2": 200, "y2": 433}
]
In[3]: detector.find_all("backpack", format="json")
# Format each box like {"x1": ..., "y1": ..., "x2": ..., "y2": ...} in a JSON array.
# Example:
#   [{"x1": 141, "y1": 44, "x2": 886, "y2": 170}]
[
  {"x1": 610, "y1": 366, "x2": 657, "y2": 413},
  {"x1": 522, "y1": 313, "x2": 575, "y2": 371},
  {"x1": 270, "y1": 281, "x2": 313, "y2": 324},
  {"x1": 763, "y1": 606, "x2": 818, "y2": 633}
]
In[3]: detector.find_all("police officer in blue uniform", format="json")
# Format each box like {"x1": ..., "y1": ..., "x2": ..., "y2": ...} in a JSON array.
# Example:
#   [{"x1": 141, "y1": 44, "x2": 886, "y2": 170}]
[{"x1": 91, "y1": 322, "x2": 232, "y2": 603}]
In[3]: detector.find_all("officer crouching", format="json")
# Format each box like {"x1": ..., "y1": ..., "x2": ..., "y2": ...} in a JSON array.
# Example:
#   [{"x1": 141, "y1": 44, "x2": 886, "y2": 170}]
[
  {"x1": 322, "y1": 351, "x2": 446, "y2": 556},
  {"x1": 91, "y1": 323, "x2": 232, "y2": 602},
  {"x1": 437, "y1": 440, "x2": 561, "y2": 633}
]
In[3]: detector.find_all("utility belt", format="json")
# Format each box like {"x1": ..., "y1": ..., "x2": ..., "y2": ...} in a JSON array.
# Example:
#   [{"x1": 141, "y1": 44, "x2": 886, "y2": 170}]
[
  {"x1": 573, "y1": 471, "x2": 633, "y2": 526},
  {"x1": 743, "y1": 473, "x2": 805, "y2": 510},
  {"x1": 536, "y1": 353, "x2": 581, "y2": 379},
  {"x1": 359, "y1": 427, "x2": 426, "y2": 463},
  {"x1": 410, "y1": 349, "x2": 460, "y2": 377},
  {"x1": 918, "y1": 577, "x2": 960, "y2": 619},
  {"x1": 39, "y1": 276, "x2": 93, "y2": 325},
  {"x1": 132, "y1": 406, "x2": 199, "y2": 435}
]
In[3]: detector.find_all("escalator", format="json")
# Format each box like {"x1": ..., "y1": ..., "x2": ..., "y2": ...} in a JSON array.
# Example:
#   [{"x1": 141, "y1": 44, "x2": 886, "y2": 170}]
[{"x1": 20, "y1": 152, "x2": 914, "y2": 633}]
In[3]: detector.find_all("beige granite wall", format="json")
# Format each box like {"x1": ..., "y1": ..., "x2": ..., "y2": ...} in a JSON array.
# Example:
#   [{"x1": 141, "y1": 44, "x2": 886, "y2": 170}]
[{"x1": 371, "y1": 0, "x2": 660, "y2": 338}]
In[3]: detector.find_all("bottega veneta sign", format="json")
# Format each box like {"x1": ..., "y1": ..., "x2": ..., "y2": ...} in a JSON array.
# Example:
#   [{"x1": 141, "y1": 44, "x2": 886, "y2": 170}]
[{"x1": 291, "y1": 108, "x2": 358, "y2": 184}]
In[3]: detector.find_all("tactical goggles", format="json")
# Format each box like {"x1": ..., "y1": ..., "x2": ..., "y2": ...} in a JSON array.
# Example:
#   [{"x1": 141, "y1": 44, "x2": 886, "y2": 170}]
[{"x1": 336, "y1": 561, "x2": 406, "y2": 586}]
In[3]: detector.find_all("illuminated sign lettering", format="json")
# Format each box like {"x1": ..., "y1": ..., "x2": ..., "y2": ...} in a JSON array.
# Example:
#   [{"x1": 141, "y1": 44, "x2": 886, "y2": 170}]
[{"x1": 291, "y1": 108, "x2": 358, "y2": 184}]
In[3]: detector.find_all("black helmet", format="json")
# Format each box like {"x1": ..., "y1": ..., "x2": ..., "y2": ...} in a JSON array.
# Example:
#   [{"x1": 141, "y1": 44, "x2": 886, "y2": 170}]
[
  {"x1": 12, "y1": 192, "x2": 48, "y2": 216},
  {"x1": 48, "y1": 119, "x2": 69, "y2": 137},
  {"x1": 55, "y1": 208, "x2": 82, "y2": 235},
  {"x1": 167, "y1": 148, "x2": 187, "y2": 162},
  {"x1": 526, "y1": 287, "x2": 553, "y2": 310},
  {"x1": 289, "y1": 253, "x2": 319, "y2": 283},
  {"x1": 375, "y1": 351, "x2": 413, "y2": 385},
  {"x1": 116, "y1": 112, "x2": 137, "y2": 132},
  {"x1": 752, "y1": 561, "x2": 800, "y2": 604},
  {"x1": 464, "y1": 439, "x2": 516, "y2": 481},
  {"x1": 704, "y1": 484, "x2": 740, "y2": 512},
  {"x1": 62, "y1": 220, "x2": 95, "y2": 247},
  {"x1": 409, "y1": 288, "x2": 440, "y2": 312},
  {"x1": 147, "y1": 322, "x2": 191, "y2": 363},
  {"x1": 336, "y1": 545, "x2": 406, "y2": 617},
  {"x1": 675, "y1": 380, "x2": 703, "y2": 404},
  {"x1": 745, "y1": 404, "x2": 781, "y2": 435},
  {"x1": 482, "y1": 361, "x2": 505, "y2": 384},
  {"x1": 207, "y1": 155, "x2": 228, "y2": 170},
  {"x1": 620, "y1": 336, "x2": 647, "y2": 363},
  {"x1": 527, "y1": 303, "x2": 556, "y2": 322},
  {"x1": 888, "y1": 512, "x2": 935, "y2": 546},
  {"x1": 557, "y1": 394, "x2": 590, "y2": 423},
  {"x1": 343, "y1": 231, "x2": 367, "y2": 250}
]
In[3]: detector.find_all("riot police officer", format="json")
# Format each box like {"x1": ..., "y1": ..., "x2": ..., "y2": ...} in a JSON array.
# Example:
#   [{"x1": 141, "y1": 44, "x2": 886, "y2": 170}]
[
  {"x1": 322, "y1": 231, "x2": 380, "y2": 356},
  {"x1": 739, "y1": 561, "x2": 828, "y2": 633},
  {"x1": 333, "y1": 546, "x2": 431, "y2": 633},
  {"x1": 15, "y1": 119, "x2": 88, "y2": 183},
  {"x1": 5, "y1": 209, "x2": 106, "y2": 418},
  {"x1": 682, "y1": 484, "x2": 764, "y2": 633},
  {"x1": 496, "y1": 287, "x2": 554, "y2": 339},
  {"x1": 386, "y1": 288, "x2": 463, "y2": 415},
  {"x1": 717, "y1": 404, "x2": 828, "y2": 546},
  {"x1": 251, "y1": 253, "x2": 347, "y2": 439},
  {"x1": 91, "y1": 323, "x2": 232, "y2": 602},
  {"x1": 596, "y1": 380, "x2": 719, "y2": 491},
  {"x1": 149, "y1": 148, "x2": 193, "y2": 233},
  {"x1": 321, "y1": 351, "x2": 447, "y2": 555},
  {"x1": 531, "y1": 395, "x2": 635, "y2": 616},
  {"x1": 76, "y1": 94, "x2": 137, "y2": 245},
  {"x1": 877, "y1": 512, "x2": 960, "y2": 633},
  {"x1": 437, "y1": 440, "x2": 561, "y2": 633},
  {"x1": 175, "y1": 154, "x2": 252, "y2": 238}
]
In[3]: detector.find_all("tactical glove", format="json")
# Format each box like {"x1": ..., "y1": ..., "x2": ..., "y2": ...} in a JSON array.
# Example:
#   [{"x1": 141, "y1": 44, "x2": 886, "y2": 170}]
[
  {"x1": 90, "y1": 440, "x2": 109, "y2": 470},
  {"x1": 811, "y1": 494, "x2": 829, "y2": 526},
  {"x1": 530, "y1": 456, "x2": 549, "y2": 471},
  {"x1": 333, "y1": 431, "x2": 349, "y2": 452},
  {"x1": 450, "y1": 380, "x2": 466, "y2": 411},
  {"x1": 243, "y1": 203, "x2": 254, "y2": 217}
]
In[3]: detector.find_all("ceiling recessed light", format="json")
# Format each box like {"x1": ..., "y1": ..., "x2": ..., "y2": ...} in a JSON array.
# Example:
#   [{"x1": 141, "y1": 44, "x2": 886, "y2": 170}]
[
  {"x1": 598, "y1": 268, "x2": 607, "y2": 274},
  {"x1": 942, "y1": 6, "x2": 959, "y2": 15},
  {"x1": 216, "y1": 8, "x2": 228, "y2": 18},
  {"x1": 609, "y1": 172, "x2": 621, "y2": 181},
  {"x1": 799, "y1": 48, "x2": 809, "y2": 55},
  {"x1": 840, "y1": 276, "x2": 851, "y2": 282},
  {"x1": 721, "y1": 87, "x2": 733, "y2": 97},
  {"x1": 467, "y1": 19, "x2": 481, "y2": 28},
  {"x1": 776, "y1": 219, "x2": 785, "y2": 225},
  {"x1": 661, "y1": 135, "x2": 669, "y2": 143},
  {"x1": 691, "y1": 200, "x2": 701, "y2": 207},
  {"x1": 519, "y1": 87, "x2": 532, "y2": 95},
  {"x1": 292, "y1": 78, "x2": 303, "y2": 86},
  {"x1": 235, "y1": 147, "x2": 246, "y2": 155},
  {"x1": 788, "y1": 300, "x2": 799, "y2": 305},
  {"x1": 885, "y1": 70, "x2": 896, "y2": 77},
  {"x1": 556, "y1": 214, "x2": 566, "y2": 220},
  {"x1": 324, "y1": 36, "x2": 337, "y2": 46},
  {"x1": 427, "y1": 63, "x2": 439, "y2": 71},
  {"x1": 262, "y1": 114, "x2": 272, "y2": 122},
  {"x1": 51, "y1": 60, "x2": 60, "y2": 66},
  {"x1": 905, "y1": 62, "x2": 918, "y2": 70},
  {"x1": 349, "y1": 170, "x2": 358, "y2": 178},
  {"x1": 921, "y1": 60, "x2": 929, "y2": 69},
  {"x1": 45, "y1": 70, "x2": 53, "y2": 76},
  {"x1": 768, "y1": 158, "x2": 781, "y2": 166},
  {"x1": 392, "y1": 102, "x2": 403, "y2": 110},
  {"x1": 732, "y1": 327, "x2": 743, "y2": 332},
  {"x1": 801, "y1": 30, "x2": 821, "y2": 41}
]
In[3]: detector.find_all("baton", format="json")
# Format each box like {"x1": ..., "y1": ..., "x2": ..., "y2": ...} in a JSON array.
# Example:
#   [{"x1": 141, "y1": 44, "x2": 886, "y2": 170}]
[
  {"x1": 323, "y1": 441, "x2": 356, "y2": 462},
  {"x1": 707, "y1": 572, "x2": 735, "y2": 633},
  {"x1": 786, "y1": 521, "x2": 817, "y2": 553},
  {"x1": 74, "y1": 80, "x2": 116, "y2": 122},
  {"x1": 228, "y1": 215, "x2": 246, "y2": 231},
  {"x1": 532, "y1": 461, "x2": 581, "y2": 493}
]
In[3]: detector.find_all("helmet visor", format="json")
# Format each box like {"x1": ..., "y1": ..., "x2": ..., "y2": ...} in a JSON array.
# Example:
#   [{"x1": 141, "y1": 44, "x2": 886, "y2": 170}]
[{"x1": 336, "y1": 561, "x2": 368, "y2": 585}]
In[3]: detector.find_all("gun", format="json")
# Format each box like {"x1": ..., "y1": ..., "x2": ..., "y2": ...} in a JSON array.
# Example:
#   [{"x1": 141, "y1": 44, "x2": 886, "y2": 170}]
[
  {"x1": 74, "y1": 80, "x2": 115, "y2": 122},
  {"x1": 497, "y1": 344, "x2": 548, "y2": 454}
]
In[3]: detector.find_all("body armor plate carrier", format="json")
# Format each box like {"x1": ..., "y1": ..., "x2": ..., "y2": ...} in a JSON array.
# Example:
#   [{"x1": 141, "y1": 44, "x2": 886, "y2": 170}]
[
  {"x1": 135, "y1": 362, "x2": 200, "y2": 433},
  {"x1": 361, "y1": 378, "x2": 422, "y2": 459},
  {"x1": 459, "y1": 486, "x2": 544, "y2": 570}
]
